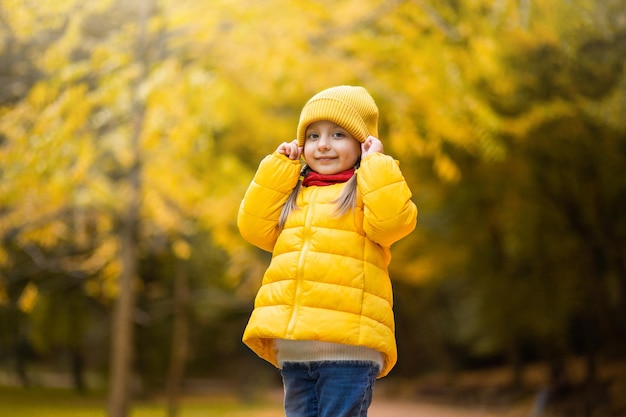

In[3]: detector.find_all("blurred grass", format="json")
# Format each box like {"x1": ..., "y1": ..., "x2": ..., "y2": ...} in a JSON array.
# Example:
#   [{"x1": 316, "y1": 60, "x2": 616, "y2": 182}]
[{"x1": 0, "y1": 385, "x2": 283, "y2": 417}]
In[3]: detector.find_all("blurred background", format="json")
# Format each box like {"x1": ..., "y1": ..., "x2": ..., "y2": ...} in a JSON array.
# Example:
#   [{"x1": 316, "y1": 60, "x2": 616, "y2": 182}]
[{"x1": 0, "y1": 0, "x2": 625, "y2": 416}]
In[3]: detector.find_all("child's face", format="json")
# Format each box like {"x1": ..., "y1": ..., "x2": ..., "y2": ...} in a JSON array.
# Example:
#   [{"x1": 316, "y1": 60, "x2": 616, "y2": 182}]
[{"x1": 303, "y1": 120, "x2": 361, "y2": 175}]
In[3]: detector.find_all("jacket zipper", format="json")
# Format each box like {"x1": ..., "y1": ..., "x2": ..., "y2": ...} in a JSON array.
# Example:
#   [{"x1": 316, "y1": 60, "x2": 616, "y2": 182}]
[{"x1": 286, "y1": 188, "x2": 317, "y2": 337}]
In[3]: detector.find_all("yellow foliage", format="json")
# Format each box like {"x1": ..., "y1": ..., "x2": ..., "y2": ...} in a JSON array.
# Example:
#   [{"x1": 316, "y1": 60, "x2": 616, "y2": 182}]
[
  {"x1": 434, "y1": 152, "x2": 461, "y2": 183},
  {"x1": 27, "y1": 82, "x2": 60, "y2": 108},
  {"x1": 172, "y1": 239, "x2": 191, "y2": 260},
  {"x1": 100, "y1": 259, "x2": 123, "y2": 300},
  {"x1": 16, "y1": 218, "x2": 69, "y2": 249},
  {"x1": 18, "y1": 282, "x2": 39, "y2": 313},
  {"x1": 64, "y1": 236, "x2": 119, "y2": 275},
  {"x1": 0, "y1": 247, "x2": 8, "y2": 267},
  {"x1": 1, "y1": 0, "x2": 621, "y2": 299}
]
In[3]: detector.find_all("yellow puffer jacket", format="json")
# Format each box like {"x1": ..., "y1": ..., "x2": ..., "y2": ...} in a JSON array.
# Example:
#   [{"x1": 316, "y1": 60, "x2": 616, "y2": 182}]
[{"x1": 237, "y1": 151, "x2": 417, "y2": 377}]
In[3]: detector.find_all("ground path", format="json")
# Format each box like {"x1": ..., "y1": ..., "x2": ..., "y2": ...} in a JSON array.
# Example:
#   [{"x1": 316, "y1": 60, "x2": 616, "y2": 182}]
[
  {"x1": 254, "y1": 398, "x2": 529, "y2": 417},
  {"x1": 258, "y1": 386, "x2": 531, "y2": 417},
  {"x1": 369, "y1": 398, "x2": 528, "y2": 417}
]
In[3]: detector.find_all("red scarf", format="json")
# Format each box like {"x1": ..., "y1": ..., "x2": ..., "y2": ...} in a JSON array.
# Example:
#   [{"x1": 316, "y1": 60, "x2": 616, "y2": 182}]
[{"x1": 302, "y1": 168, "x2": 355, "y2": 187}]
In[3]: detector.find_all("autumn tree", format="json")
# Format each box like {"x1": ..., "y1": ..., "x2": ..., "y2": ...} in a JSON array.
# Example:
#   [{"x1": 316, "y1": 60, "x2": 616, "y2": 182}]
[{"x1": 1, "y1": 0, "x2": 624, "y2": 414}]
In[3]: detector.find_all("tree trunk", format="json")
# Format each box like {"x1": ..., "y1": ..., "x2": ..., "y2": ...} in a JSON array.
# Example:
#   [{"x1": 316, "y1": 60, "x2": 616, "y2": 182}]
[
  {"x1": 107, "y1": 1, "x2": 151, "y2": 416},
  {"x1": 108, "y1": 212, "x2": 139, "y2": 416},
  {"x1": 508, "y1": 341, "x2": 523, "y2": 389},
  {"x1": 15, "y1": 339, "x2": 30, "y2": 387},
  {"x1": 166, "y1": 259, "x2": 190, "y2": 417},
  {"x1": 71, "y1": 348, "x2": 86, "y2": 394}
]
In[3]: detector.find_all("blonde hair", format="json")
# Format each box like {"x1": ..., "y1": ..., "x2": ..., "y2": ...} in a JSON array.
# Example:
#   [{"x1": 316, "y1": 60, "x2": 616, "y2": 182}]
[{"x1": 277, "y1": 164, "x2": 359, "y2": 231}]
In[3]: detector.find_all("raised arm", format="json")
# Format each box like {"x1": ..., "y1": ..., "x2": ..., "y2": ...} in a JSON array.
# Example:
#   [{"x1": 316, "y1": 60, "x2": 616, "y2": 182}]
[
  {"x1": 357, "y1": 151, "x2": 417, "y2": 247},
  {"x1": 237, "y1": 150, "x2": 302, "y2": 252}
]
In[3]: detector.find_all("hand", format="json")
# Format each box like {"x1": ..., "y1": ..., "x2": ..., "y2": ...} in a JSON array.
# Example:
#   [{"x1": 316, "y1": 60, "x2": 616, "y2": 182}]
[
  {"x1": 277, "y1": 140, "x2": 303, "y2": 160},
  {"x1": 361, "y1": 136, "x2": 383, "y2": 158}
]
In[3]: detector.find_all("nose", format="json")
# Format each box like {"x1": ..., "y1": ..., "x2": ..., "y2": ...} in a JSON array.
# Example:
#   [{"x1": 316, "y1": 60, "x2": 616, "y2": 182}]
[{"x1": 317, "y1": 134, "x2": 331, "y2": 150}]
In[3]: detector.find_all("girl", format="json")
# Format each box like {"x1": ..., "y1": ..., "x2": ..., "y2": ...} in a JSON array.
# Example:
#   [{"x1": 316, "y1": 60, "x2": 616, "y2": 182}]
[{"x1": 237, "y1": 85, "x2": 417, "y2": 417}]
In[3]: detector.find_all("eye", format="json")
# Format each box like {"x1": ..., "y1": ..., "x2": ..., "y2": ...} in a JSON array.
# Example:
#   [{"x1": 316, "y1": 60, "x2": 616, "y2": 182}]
[
  {"x1": 332, "y1": 131, "x2": 346, "y2": 139},
  {"x1": 306, "y1": 132, "x2": 319, "y2": 140}
]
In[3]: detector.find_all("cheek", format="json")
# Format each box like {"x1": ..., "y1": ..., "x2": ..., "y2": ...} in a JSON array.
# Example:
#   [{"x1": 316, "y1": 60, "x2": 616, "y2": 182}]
[
  {"x1": 302, "y1": 145, "x2": 314, "y2": 162},
  {"x1": 349, "y1": 144, "x2": 362, "y2": 162}
]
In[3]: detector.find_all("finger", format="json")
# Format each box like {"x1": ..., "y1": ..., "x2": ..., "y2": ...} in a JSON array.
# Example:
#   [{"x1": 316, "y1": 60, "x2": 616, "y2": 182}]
[{"x1": 289, "y1": 143, "x2": 299, "y2": 159}]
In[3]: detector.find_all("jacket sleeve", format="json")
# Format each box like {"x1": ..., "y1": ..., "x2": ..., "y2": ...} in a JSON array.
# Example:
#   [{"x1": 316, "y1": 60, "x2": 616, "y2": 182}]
[
  {"x1": 237, "y1": 152, "x2": 302, "y2": 252},
  {"x1": 357, "y1": 152, "x2": 418, "y2": 248}
]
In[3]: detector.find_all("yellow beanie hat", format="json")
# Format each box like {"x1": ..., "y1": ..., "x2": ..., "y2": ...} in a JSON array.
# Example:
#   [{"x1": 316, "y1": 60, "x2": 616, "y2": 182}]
[{"x1": 297, "y1": 85, "x2": 379, "y2": 147}]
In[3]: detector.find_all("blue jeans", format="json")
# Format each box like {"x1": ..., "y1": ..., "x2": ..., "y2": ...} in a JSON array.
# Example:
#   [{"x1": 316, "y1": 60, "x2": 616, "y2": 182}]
[{"x1": 281, "y1": 361, "x2": 379, "y2": 417}]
